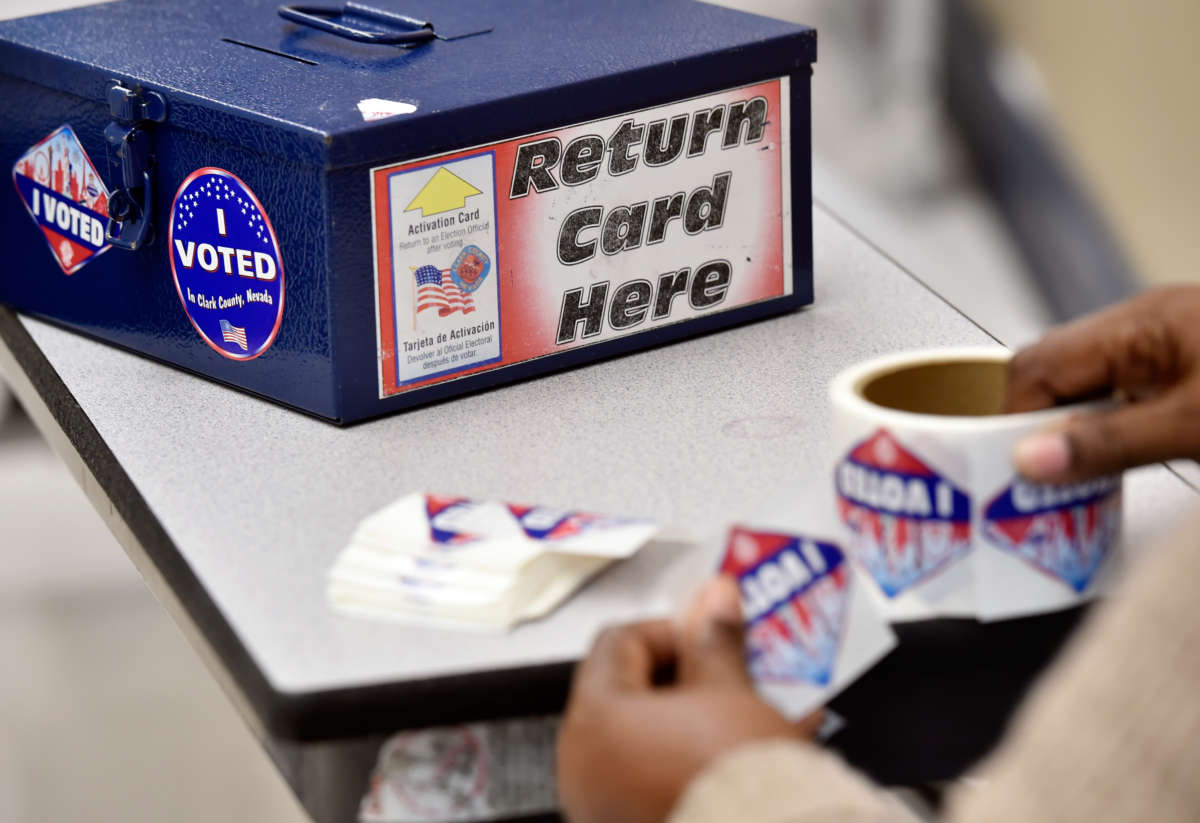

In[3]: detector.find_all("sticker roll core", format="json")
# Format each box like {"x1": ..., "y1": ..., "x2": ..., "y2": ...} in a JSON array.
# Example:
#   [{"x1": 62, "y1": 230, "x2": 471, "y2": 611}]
[{"x1": 829, "y1": 346, "x2": 1123, "y2": 622}]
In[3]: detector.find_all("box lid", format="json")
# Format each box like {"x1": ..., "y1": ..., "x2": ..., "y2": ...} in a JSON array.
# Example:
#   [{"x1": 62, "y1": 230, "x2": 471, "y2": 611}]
[{"x1": 0, "y1": 0, "x2": 815, "y2": 169}]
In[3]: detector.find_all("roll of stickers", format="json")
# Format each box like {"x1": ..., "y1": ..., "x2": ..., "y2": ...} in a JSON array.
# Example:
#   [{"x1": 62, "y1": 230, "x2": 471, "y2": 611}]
[{"x1": 829, "y1": 347, "x2": 1123, "y2": 621}]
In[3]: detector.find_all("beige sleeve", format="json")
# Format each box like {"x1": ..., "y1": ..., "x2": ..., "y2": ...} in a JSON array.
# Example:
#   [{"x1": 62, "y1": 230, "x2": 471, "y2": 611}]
[
  {"x1": 667, "y1": 740, "x2": 921, "y2": 823},
  {"x1": 670, "y1": 511, "x2": 1200, "y2": 823},
  {"x1": 946, "y1": 511, "x2": 1200, "y2": 823}
]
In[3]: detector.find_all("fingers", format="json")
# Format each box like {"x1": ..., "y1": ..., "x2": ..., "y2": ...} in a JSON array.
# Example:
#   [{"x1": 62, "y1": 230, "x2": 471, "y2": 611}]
[
  {"x1": 1005, "y1": 289, "x2": 1186, "y2": 413},
  {"x1": 794, "y1": 709, "x2": 825, "y2": 740},
  {"x1": 575, "y1": 577, "x2": 752, "y2": 697},
  {"x1": 575, "y1": 619, "x2": 678, "y2": 694},
  {"x1": 1014, "y1": 391, "x2": 1200, "y2": 482},
  {"x1": 677, "y1": 576, "x2": 752, "y2": 688}
]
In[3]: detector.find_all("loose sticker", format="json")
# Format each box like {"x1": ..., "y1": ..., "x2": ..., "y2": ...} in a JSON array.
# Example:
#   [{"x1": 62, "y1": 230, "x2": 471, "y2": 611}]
[
  {"x1": 168, "y1": 168, "x2": 284, "y2": 360},
  {"x1": 12, "y1": 125, "x2": 111, "y2": 274},
  {"x1": 721, "y1": 527, "x2": 851, "y2": 686},
  {"x1": 361, "y1": 717, "x2": 559, "y2": 823},
  {"x1": 983, "y1": 477, "x2": 1121, "y2": 592},
  {"x1": 372, "y1": 77, "x2": 793, "y2": 398},
  {"x1": 358, "y1": 98, "x2": 418, "y2": 121},
  {"x1": 367, "y1": 727, "x2": 489, "y2": 819},
  {"x1": 836, "y1": 429, "x2": 972, "y2": 597}
]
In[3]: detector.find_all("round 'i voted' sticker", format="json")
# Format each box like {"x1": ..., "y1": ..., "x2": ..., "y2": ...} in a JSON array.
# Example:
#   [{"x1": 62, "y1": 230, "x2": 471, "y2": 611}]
[{"x1": 168, "y1": 168, "x2": 285, "y2": 360}]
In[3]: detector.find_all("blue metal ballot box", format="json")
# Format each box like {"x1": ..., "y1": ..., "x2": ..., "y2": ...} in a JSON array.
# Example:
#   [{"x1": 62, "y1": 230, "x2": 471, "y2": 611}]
[{"x1": 0, "y1": 0, "x2": 816, "y2": 422}]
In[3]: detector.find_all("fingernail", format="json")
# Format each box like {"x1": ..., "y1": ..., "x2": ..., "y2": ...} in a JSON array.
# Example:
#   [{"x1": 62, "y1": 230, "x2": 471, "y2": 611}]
[
  {"x1": 701, "y1": 577, "x2": 743, "y2": 625},
  {"x1": 1014, "y1": 432, "x2": 1071, "y2": 480}
]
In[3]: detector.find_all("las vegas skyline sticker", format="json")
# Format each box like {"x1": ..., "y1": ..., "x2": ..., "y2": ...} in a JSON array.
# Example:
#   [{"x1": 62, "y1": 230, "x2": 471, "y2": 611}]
[
  {"x1": 12, "y1": 124, "x2": 112, "y2": 275},
  {"x1": 169, "y1": 168, "x2": 284, "y2": 361},
  {"x1": 722, "y1": 527, "x2": 852, "y2": 687},
  {"x1": 983, "y1": 476, "x2": 1121, "y2": 593},
  {"x1": 835, "y1": 428, "x2": 973, "y2": 598},
  {"x1": 718, "y1": 524, "x2": 897, "y2": 719}
]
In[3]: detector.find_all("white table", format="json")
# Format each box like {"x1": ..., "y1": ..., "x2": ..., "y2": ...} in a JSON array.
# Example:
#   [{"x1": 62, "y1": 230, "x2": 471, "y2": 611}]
[{"x1": 3, "y1": 202, "x2": 1195, "y2": 822}]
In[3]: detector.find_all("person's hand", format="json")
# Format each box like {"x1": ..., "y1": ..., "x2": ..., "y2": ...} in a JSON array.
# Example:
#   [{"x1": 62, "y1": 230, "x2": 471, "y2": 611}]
[
  {"x1": 556, "y1": 577, "x2": 817, "y2": 823},
  {"x1": 1006, "y1": 285, "x2": 1200, "y2": 483}
]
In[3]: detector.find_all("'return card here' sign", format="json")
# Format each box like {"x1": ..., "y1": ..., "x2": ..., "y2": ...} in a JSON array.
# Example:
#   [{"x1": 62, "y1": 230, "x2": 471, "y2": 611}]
[{"x1": 371, "y1": 78, "x2": 794, "y2": 398}]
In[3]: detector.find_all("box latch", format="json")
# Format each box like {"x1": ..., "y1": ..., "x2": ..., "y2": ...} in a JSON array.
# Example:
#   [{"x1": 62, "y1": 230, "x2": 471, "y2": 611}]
[{"x1": 103, "y1": 83, "x2": 167, "y2": 252}]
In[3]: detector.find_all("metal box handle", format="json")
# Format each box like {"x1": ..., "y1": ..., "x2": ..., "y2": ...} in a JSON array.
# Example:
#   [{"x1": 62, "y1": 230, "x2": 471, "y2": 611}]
[{"x1": 277, "y1": 2, "x2": 436, "y2": 45}]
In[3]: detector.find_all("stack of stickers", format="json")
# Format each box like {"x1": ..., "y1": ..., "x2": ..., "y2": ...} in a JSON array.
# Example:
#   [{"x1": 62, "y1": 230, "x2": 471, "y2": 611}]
[{"x1": 328, "y1": 493, "x2": 658, "y2": 631}]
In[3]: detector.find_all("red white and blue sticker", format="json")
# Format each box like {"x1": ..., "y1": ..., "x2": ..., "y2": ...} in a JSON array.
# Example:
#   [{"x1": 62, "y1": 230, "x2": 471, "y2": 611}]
[
  {"x1": 722, "y1": 527, "x2": 851, "y2": 687},
  {"x1": 450, "y1": 244, "x2": 491, "y2": 295},
  {"x1": 168, "y1": 168, "x2": 284, "y2": 361},
  {"x1": 506, "y1": 504, "x2": 622, "y2": 541},
  {"x1": 836, "y1": 429, "x2": 972, "y2": 597},
  {"x1": 424, "y1": 495, "x2": 484, "y2": 545},
  {"x1": 983, "y1": 477, "x2": 1121, "y2": 592},
  {"x1": 423, "y1": 496, "x2": 616, "y2": 546},
  {"x1": 12, "y1": 125, "x2": 111, "y2": 274},
  {"x1": 407, "y1": 493, "x2": 657, "y2": 564}
]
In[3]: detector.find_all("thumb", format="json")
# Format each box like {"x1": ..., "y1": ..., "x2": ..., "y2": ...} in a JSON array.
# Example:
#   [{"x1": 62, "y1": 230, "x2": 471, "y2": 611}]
[
  {"x1": 676, "y1": 576, "x2": 752, "y2": 688},
  {"x1": 1013, "y1": 393, "x2": 1200, "y2": 483}
]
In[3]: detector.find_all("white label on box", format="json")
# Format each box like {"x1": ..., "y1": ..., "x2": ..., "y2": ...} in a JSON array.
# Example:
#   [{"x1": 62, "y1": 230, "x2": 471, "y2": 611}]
[{"x1": 372, "y1": 77, "x2": 794, "y2": 398}]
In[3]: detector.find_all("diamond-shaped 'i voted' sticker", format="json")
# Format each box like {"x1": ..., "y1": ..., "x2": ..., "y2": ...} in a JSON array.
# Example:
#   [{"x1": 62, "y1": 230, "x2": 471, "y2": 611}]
[
  {"x1": 835, "y1": 429, "x2": 972, "y2": 597},
  {"x1": 12, "y1": 125, "x2": 112, "y2": 275},
  {"x1": 505, "y1": 503, "x2": 657, "y2": 560},
  {"x1": 721, "y1": 528, "x2": 851, "y2": 687},
  {"x1": 424, "y1": 495, "x2": 485, "y2": 545},
  {"x1": 983, "y1": 476, "x2": 1121, "y2": 592},
  {"x1": 507, "y1": 504, "x2": 614, "y2": 541}
]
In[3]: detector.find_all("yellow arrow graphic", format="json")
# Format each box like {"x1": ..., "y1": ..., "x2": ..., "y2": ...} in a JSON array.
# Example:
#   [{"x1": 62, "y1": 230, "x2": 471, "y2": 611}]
[{"x1": 404, "y1": 167, "x2": 483, "y2": 217}]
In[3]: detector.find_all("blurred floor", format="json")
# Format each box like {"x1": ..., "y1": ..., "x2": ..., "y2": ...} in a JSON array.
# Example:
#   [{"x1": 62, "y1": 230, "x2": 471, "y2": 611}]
[
  {"x1": 0, "y1": 403, "x2": 306, "y2": 823},
  {"x1": 0, "y1": 0, "x2": 310, "y2": 813}
]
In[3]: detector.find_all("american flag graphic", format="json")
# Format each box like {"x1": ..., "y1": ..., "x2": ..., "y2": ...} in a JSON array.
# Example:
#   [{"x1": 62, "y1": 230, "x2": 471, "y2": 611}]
[
  {"x1": 413, "y1": 265, "x2": 475, "y2": 316},
  {"x1": 220, "y1": 318, "x2": 248, "y2": 351}
]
